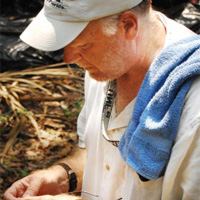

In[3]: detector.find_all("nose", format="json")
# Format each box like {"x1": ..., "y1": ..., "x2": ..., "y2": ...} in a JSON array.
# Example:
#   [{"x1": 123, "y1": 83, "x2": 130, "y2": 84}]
[{"x1": 63, "y1": 46, "x2": 81, "y2": 64}]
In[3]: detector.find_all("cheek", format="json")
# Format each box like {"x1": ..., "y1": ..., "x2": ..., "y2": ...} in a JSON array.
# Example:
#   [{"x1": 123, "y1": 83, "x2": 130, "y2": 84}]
[
  {"x1": 81, "y1": 39, "x2": 124, "y2": 68},
  {"x1": 80, "y1": 49, "x2": 101, "y2": 66},
  {"x1": 101, "y1": 46, "x2": 124, "y2": 66}
]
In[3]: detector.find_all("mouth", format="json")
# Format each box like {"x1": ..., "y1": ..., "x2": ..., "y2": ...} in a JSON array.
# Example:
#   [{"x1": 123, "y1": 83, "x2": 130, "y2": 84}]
[
  {"x1": 77, "y1": 59, "x2": 96, "y2": 71},
  {"x1": 83, "y1": 66, "x2": 96, "y2": 72},
  {"x1": 77, "y1": 63, "x2": 93, "y2": 70}
]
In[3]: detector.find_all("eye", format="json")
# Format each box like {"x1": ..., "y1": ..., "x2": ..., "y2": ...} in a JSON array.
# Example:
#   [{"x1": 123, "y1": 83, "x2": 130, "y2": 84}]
[{"x1": 79, "y1": 43, "x2": 91, "y2": 50}]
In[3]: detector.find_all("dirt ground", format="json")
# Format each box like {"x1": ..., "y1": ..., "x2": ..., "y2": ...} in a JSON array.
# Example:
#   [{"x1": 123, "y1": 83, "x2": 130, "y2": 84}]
[{"x1": 0, "y1": 65, "x2": 85, "y2": 199}]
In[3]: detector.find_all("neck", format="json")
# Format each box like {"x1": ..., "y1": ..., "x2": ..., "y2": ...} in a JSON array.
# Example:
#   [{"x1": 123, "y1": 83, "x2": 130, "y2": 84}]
[
  {"x1": 115, "y1": 11, "x2": 166, "y2": 115},
  {"x1": 115, "y1": 70, "x2": 145, "y2": 115}
]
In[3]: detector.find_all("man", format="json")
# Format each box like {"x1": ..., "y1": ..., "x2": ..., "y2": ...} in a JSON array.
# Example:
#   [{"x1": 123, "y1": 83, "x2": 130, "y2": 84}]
[{"x1": 3, "y1": 0, "x2": 200, "y2": 200}]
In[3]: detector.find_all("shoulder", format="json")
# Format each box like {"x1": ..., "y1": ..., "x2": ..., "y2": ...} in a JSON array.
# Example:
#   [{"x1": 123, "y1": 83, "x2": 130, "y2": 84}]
[
  {"x1": 183, "y1": 76, "x2": 200, "y2": 120},
  {"x1": 158, "y1": 12, "x2": 196, "y2": 47},
  {"x1": 176, "y1": 76, "x2": 200, "y2": 141}
]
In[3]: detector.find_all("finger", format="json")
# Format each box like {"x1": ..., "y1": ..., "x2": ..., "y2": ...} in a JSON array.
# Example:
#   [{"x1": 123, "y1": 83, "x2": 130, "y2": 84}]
[
  {"x1": 22, "y1": 178, "x2": 45, "y2": 197},
  {"x1": 3, "y1": 190, "x2": 17, "y2": 200},
  {"x1": 3, "y1": 179, "x2": 29, "y2": 200},
  {"x1": 18, "y1": 195, "x2": 54, "y2": 200}
]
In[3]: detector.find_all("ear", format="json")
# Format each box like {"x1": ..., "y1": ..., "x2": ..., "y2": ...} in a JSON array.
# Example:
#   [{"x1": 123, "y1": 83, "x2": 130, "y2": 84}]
[{"x1": 118, "y1": 11, "x2": 138, "y2": 40}]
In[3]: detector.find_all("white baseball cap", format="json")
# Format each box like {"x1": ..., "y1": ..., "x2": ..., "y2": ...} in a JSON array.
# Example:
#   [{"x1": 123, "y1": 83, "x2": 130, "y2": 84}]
[{"x1": 20, "y1": 0, "x2": 143, "y2": 51}]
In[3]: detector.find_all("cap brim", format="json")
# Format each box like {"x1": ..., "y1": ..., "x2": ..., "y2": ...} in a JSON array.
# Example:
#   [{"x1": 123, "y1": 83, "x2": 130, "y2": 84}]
[{"x1": 20, "y1": 8, "x2": 89, "y2": 51}]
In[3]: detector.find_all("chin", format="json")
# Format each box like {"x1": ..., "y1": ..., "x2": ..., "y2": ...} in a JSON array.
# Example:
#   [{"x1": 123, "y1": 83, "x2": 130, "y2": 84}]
[{"x1": 89, "y1": 72, "x2": 112, "y2": 82}]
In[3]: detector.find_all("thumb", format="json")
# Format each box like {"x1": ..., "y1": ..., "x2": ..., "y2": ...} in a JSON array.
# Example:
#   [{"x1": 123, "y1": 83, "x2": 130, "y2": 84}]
[{"x1": 23, "y1": 177, "x2": 44, "y2": 197}]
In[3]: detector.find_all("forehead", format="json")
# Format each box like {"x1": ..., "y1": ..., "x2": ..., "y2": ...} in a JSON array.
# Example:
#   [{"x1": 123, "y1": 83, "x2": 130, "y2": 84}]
[{"x1": 68, "y1": 19, "x2": 103, "y2": 46}]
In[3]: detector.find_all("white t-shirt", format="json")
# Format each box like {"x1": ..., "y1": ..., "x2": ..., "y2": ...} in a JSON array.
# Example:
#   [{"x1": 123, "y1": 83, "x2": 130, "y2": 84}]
[{"x1": 77, "y1": 13, "x2": 199, "y2": 200}]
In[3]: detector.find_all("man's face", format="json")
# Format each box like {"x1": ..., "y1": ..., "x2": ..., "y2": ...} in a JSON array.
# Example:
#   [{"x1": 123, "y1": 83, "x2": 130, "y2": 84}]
[{"x1": 63, "y1": 19, "x2": 135, "y2": 82}]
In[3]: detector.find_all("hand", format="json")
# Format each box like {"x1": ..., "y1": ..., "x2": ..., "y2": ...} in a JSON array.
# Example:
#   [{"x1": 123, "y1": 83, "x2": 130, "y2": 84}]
[{"x1": 3, "y1": 167, "x2": 69, "y2": 200}]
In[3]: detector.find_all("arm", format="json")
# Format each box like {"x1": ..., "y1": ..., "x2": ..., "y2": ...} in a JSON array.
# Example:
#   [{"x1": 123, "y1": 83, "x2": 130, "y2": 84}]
[{"x1": 3, "y1": 146, "x2": 87, "y2": 200}]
